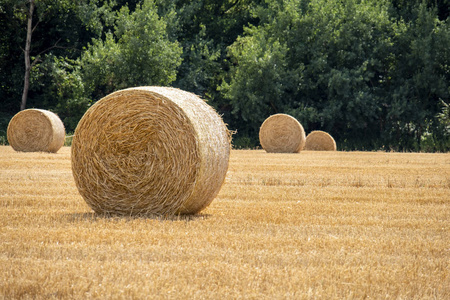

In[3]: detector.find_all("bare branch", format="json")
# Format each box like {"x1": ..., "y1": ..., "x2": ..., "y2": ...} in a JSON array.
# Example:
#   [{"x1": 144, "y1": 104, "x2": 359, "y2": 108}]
[
  {"x1": 35, "y1": 38, "x2": 62, "y2": 56},
  {"x1": 32, "y1": 9, "x2": 51, "y2": 33},
  {"x1": 30, "y1": 39, "x2": 63, "y2": 67}
]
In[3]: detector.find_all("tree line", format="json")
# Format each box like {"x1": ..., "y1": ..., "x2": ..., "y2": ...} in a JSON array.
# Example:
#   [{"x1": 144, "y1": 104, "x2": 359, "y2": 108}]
[{"x1": 0, "y1": 0, "x2": 449, "y2": 151}]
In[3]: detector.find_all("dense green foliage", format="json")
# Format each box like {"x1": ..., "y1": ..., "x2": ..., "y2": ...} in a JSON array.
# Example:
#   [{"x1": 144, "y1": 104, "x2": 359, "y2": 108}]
[{"x1": 1, "y1": 0, "x2": 449, "y2": 151}]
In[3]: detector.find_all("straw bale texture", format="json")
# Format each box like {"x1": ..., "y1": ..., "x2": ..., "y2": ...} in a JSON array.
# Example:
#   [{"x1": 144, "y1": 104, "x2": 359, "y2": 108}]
[
  {"x1": 7, "y1": 109, "x2": 65, "y2": 153},
  {"x1": 304, "y1": 130, "x2": 337, "y2": 151},
  {"x1": 71, "y1": 86, "x2": 230, "y2": 216},
  {"x1": 259, "y1": 114, "x2": 306, "y2": 153}
]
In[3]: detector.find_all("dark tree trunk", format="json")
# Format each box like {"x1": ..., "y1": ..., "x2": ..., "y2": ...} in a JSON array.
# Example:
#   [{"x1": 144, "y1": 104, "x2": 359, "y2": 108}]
[{"x1": 21, "y1": 0, "x2": 35, "y2": 111}]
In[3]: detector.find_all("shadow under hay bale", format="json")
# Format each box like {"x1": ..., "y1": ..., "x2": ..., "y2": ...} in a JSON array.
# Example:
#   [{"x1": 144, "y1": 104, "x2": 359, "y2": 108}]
[
  {"x1": 259, "y1": 113, "x2": 306, "y2": 153},
  {"x1": 304, "y1": 130, "x2": 337, "y2": 151},
  {"x1": 65, "y1": 212, "x2": 210, "y2": 222},
  {"x1": 71, "y1": 86, "x2": 231, "y2": 216},
  {"x1": 7, "y1": 109, "x2": 65, "y2": 153}
]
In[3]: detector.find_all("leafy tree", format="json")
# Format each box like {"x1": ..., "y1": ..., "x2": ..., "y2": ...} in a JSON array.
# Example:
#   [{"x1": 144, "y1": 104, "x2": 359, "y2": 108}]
[
  {"x1": 0, "y1": 0, "x2": 106, "y2": 111},
  {"x1": 30, "y1": 54, "x2": 90, "y2": 131},
  {"x1": 391, "y1": 0, "x2": 449, "y2": 21},
  {"x1": 221, "y1": 26, "x2": 297, "y2": 143},
  {"x1": 78, "y1": 0, "x2": 182, "y2": 100},
  {"x1": 0, "y1": 0, "x2": 25, "y2": 115},
  {"x1": 161, "y1": 0, "x2": 263, "y2": 115},
  {"x1": 1, "y1": 0, "x2": 448, "y2": 151},
  {"x1": 0, "y1": 0, "x2": 108, "y2": 135},
  {"x1": 386, "y1": 1, "x2": 449, "y2": 150},
  {"x1": 223, "y1": 0, "x2": 403, "y2": 149}
]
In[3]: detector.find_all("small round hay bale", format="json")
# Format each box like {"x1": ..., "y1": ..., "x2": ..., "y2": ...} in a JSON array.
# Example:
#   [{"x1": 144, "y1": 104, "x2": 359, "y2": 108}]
[
  {"x1": 259, "y1": 114, "x2": 306, "y2": 153},
  {"x1": 304, "y1": 130, "x2": 337, "y2": 151},
  {"x1": 7, "y1": 109, "x2": 65, "y2": 153},
  {"x1": 71, "y1": 86, "x2": 231, "y2": 216}
]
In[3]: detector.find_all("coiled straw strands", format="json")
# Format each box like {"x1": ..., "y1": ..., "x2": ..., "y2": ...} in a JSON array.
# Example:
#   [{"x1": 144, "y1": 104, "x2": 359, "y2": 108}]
[
  {"x1": 7, "y1": 109, "x2": 65, "y2": 153},
  {"x1": 259, "y1": 114, "x2": 306, "y2": 153},
  {"x1": 71, "y1": 86, "x2": 231, "y2": 216},
  {"x1": 304, "y1": 130, "x2": 337, "y2": 151}
]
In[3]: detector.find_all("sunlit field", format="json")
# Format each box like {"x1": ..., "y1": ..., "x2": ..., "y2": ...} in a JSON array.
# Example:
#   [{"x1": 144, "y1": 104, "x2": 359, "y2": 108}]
[{"x1": 0, "y1": 146, "x2": 449, "y2": 299}]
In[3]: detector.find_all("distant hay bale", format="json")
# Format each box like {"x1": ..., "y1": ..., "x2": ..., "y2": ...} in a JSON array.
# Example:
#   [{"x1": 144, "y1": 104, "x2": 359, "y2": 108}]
[
  {"x1": 304, "y1": 130, "x2": 337, "y2": 151},
  {"x1": 259, "y1": 113, "x2": 306, "y2": 153},
  {"x1": 7, "y1": 109, "x2": 65, "y2": 153},
  {"x1": 71, "y1": 86, "x2": 231, "y2": 216}
]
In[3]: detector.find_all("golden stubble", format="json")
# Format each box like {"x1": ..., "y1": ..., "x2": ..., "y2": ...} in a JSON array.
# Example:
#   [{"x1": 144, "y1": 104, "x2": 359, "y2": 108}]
[{"x1": 0, "y1": 146, "x2": 448, "y2": 299}]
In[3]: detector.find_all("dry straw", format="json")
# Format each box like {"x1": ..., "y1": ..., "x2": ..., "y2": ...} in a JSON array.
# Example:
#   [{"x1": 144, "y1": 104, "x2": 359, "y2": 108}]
[
  {"x1": 71, "y1": 86, "x2": 231, "y2": 216},
  {"x1": 7, "y1": 109, "x2": 65, "y2": 153},
  {"x1": 304, "y1": 130, "x2": 337, "y2": 151},
  {"x1": 259, "y1": 113, "x2": 306, "y2": 153}
]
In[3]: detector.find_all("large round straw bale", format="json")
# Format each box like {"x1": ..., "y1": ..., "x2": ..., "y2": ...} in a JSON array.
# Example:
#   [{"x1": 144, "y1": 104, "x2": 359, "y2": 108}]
[
  {"x1": 71, "y1": 86, "x2": 231, "y2": 216},
  {"x1": 304, "y1": 130, "x2": 337, "y2": 151},
  {"x1": 259, "y1": 113, "x2": 306, "y2": 153},
  {"x1": 7, "y1": 109, "x2": 65, "y2": 153}
]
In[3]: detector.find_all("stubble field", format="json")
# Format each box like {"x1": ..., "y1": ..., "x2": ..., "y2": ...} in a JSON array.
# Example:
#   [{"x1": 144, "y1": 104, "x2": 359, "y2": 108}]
[{"x1": 0, "y1": 146, "x2": 449, "y2": 299}]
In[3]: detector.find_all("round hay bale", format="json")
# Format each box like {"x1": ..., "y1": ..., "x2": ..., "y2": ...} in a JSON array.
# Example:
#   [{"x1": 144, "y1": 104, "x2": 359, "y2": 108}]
[
  {"x1": 71, "y1": 86, "x2": 231, "y2": 216},
  {"x1": 304, "y1": 130, "x2": 337, "y2": 151},
  {"x1": 7, "y1": 109, "x2": 65, "y2": 153},
  {"x1": 259, "y1": 114, "x2": 306, "y2": 153}
]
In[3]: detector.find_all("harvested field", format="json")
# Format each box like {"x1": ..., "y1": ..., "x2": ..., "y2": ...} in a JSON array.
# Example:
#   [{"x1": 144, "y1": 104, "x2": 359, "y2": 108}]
[{"x1": 0, "y1": 146, "x2": 449, "y2": 299}]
